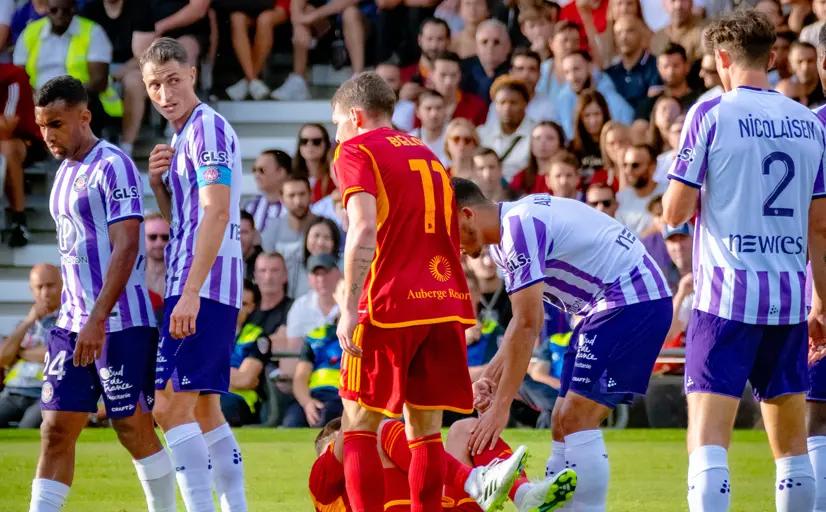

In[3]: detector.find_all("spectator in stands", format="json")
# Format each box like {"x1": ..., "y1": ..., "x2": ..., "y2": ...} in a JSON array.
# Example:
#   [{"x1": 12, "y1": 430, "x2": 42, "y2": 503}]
[
  {"x1": 465, "y1": 246, "x2": 512, "y2": 325},
  {"x1": 10, "y1": 0, "x2": 48, "y2": 46},
  {"x1": 526, "y1": 330, "x2": 569, "y2": 426},
  {"x1": 460, "y1": 18, "x2": 511, "y2": 104},
  {"x1": 485, "y1": 47, "x2": 557, "y2": 129},
  {"x1": 545, "y1": 150, "x2": 580, "y2": 199},
  {"x1": 241, "y1": 211, "x2": 263, "y2": 281},
  {"x1": 222, "y1": 280, "x2": 269, "y2": 426},
  {"x1": 585, "y1": 182, "x2": 619, "y2": 217},
  {"x1": 647, "y1": 95, "x2": 681, "y2": 155},
  {"x1": 654, "y1": 113, "x2": 684, "y2": 182},
  {"x1": 431, "y1": 51, "x2": 487, "y2": 126},
  {"x1": 272, "y1": 0, "x2": 368, "y2": 100},
  {"x1": 286, "y1": 216, "x2": 342, "y2": 300},
  {"x1": 451, "y1": 0, "x2": 489, "y2": 58},
  {"x1": 375, "y1": 61, "x2": 417, "y2": 131},
  {"x1": 244, "y1": 149, "x2": 291, "y2": 234},
  {"x1": 754, "y1": 0, "x2": 784, "y2": 30},
  {"x1": 663, "y1": 223, "x2": 694, "y2": 341},
  {"x1": 597, "y1": 120, "x2": 630, "y2": 190},
  {"x1": 605, "y1": 15, "x2": 661, "y2": 110},
  {"x1": 536, "y1": 20, "x2": 581, "y2": 102},
  {"x1": 282, "y1": 254, "x2": 341, "y2": 425},
  {"x1": 294, "y1": 123, "x2": 335, "y2": 202},
  {"x1": 778, "y1": 41, "x2": 826, "y2": 108},
  {"x1": 571, "y1": 89, "x2": 610, "y2": 176},
  {"x1": 592, "y1": 0, "x2": 643, "y2": 66},
  {"x1": 518, "y1": 3, "x2": 556, "y2": 61},
  {"x1": 401, "y1": 17, "x2": 451, "y2": 85},
  {"x1": 472, "y1": 147, "x2": 510, "y2": 202},
  {"x1": 695, "y1": 52, "x2": 723, "y2": 104},
  {"x1": 769, "y1": 30, "x2": 795, "y2": 87},
  {"x1": 558, "y1": 49, "x2": 633, "y2": 139},
  {"x1": 375, "y1": 0, "x2": 441, "y2": 64},
  {"x1": 409, "y1": 89, "x2": 449, "y2": 163},
  {"x1": 0, "y1": 263, "x2": 60, "y2": 428},
  {"x1": 80, "y1": 0, "x2": 145, "y2": 156},
  {"x1": 510, "y1": 121, "x2": 565, "y2": 196},
  {"x1": 615, "y1": 143, "x2": 666, "y2": 237},
  {"x1": 133, "y1": 0, "x2": 209, "y2": 68},
  {"x1": 0, "y1": 63, "x2": 42, "y2": 248},
  {"x1": 0, "y1": 0, "x2": 11, "y2": 51},
  {"x1": 14, "y1": 0, "x2": 116, "y2": 135},
  {"x1": 650, "y1": 0, "x2": 703, "y2": 64},
  {"x1": 224, "y1": 1, "x2": 288, "y2": 101},
  {"x1": 444, "y1": 117, "x2": 480, "y2": 178},
  {"x1": 251, "y1": 252, "x2": 293, "y2": 398},
  {"x1": 463, "y1": 269, "x2": 501, "y2": 381},
  {"x1": 636, "y1": 43, "x2": 700, "y2": 119},
  {"x1": 478, "y1": 75, "x2": 534, "y2": 181},
  {"x1": 143, "y1": 211, "x2": 169, "y2": 317}
]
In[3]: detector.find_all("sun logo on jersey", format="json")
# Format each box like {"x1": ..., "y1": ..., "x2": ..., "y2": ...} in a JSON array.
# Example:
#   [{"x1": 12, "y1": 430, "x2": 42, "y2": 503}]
[{"x1": 428, "y1": 255, "x2": 452, "y2": 282}]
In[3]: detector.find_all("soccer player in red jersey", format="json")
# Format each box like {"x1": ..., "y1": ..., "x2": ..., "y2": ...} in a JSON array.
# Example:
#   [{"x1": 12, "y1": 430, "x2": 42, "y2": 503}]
[{"x1": 331, "y1": 72, "x2": 525, "y2": 512}]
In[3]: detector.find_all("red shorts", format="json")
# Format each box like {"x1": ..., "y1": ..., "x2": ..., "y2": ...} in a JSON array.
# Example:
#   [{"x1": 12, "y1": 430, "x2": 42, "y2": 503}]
[{"x1": 339, "y1": 321, "x2": 473, "y2": 417}]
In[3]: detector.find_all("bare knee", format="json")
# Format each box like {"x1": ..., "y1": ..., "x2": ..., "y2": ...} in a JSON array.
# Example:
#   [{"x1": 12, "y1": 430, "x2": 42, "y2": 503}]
[
  {"x1": 40, "y1": 416, "x2": 82, "y2": 453},
  {"x1": 341, "y1": 6, "x2": 362, "y2": 27},
  {"x1": 446, "y1": 418, "x2": 476, "y2": 445},
  {"x1": 342, "y1": 400, "x2": 383, "y2": 432},
  {"x1": 0, "y1": 139, "x2": 25, "y2": 164},
  {"x1": 405, "y1": 407, "x2": 442, "y2": 438},
  {"x1": 556, "y1": 395, "x2": 609, "y2": 438},
  {"x1": 230, "y1": 12, "x2": 249, "y2": 29},
  {"x1": 809, "y1": 402, "x2": 826, "y2": 436}
]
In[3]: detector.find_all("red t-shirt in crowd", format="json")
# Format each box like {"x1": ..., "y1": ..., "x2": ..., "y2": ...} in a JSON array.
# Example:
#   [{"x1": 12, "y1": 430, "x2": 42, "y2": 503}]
[
  {"x1": 509, "y1": 169, "x2": 551, "y2": 196},
  {"x1": 0, "y1": 64, "x2": 41, "y2": 142},
  {"x1": 560, "y1": 0, "x2": 609, "y2": 48}
]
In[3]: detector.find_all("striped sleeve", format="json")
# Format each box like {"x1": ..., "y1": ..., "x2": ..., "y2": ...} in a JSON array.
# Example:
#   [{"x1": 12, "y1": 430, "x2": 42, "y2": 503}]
[
  {"x1": 815, "y1": 127, "x2": 826, "y2": 199},
  {"x1": 191, "y1": 113, "x2": 234, "y2": 188},
  {"x1": 500, "y1": 210, "x2": 548, "y2": 294},
  {"x1": 101, "y1": 153, "x2": 143, "y2": 224},
  {"x1": 668, "y1": 96, "x2": 721, "y2": 188}
]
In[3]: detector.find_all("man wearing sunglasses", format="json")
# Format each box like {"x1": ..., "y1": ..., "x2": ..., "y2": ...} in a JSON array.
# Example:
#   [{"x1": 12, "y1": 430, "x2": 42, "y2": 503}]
[
  {"x1": 144, "y1": 211, "x2": 170, "y2": 319},
  {"x1": 615, "y1": 143, "x2": 666, "y2": 238},
  {"x1": 585, "y1": 183, "x2": 619, "y2": 218}
]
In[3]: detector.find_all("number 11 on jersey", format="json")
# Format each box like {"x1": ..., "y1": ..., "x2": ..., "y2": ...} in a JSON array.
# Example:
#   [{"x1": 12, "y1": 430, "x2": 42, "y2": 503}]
[{"x1": 409, "y1": 159, "x2": 453, "y2": 235}]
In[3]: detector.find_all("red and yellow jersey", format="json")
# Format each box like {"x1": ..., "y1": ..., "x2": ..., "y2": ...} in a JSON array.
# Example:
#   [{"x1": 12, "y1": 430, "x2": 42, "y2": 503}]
[
  {"x1": 308, "y1": 445, "x2": 352, "y2": 512},
  {"x1": 334, "y1": 127, "x2": 475, "y2": 328}
]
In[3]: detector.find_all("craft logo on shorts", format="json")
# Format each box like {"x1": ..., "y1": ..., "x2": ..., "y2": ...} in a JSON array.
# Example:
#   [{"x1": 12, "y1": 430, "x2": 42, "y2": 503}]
[
  {"x1": 203, "y1": 167, "x2": 221, "y2": 184},
  {"x1": 41, "y1": 382, "x2": 54, "y2": 403},
  {"x1": 428, "y1": 255, "x2": 452, "y2": 282},
  {"x1": 73, "y1": 173, "x2": 88, "y2": 191}
]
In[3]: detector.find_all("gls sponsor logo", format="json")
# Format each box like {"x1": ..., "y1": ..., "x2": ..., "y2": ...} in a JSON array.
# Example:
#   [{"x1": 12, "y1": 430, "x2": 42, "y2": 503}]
[
  {"x1": 726, "y1": 233, "x2": 804, "y2": 255},
  {"x1": 506, "y1": 253, "x2": 531, "y2": 273},
  {"x1": 112, "y1": 186, "x2": 139, "y2": 201},
  {"x1": 200, "y1": 150, "x2": 229, "y2": 165}
]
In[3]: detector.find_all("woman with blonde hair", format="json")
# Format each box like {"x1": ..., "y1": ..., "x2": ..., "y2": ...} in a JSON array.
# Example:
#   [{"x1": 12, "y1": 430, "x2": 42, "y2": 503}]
[
  {"x1": 443, "y1": 117, "x2": 480, "y2": 179},
  {"x1": 596, "y1": 121, "x2": 630, "y2": 191}
]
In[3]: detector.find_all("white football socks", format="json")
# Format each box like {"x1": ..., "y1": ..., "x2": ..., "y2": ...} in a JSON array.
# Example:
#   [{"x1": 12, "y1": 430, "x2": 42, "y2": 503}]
[
  {"x1": 165, "y1": 422, "x2": 215, "y2": 512},
  {"x1": 546, "y1": 440, "x2": 566, "y2": 478},
  {"x1": 687, "y1": 445, "x2": 730, "y2": 512},
  {"x1": 564, "y1": 429, "x2": 609, "y2": 512},
  {"x1": 133, "y1": 449, "x2": 177, "y2": 512},
  {"x1": 29, "y1": 478, "x2": 69, "y2": 512},
  {"x1": 204, "y1": 423, "x2": 247, "y2": 512},
  {"x1": 775, "y1": 454, "x2": 815, "y2": 512},
  {"x1": 809, "y1": 436, "x2": 826, "y2": 512}
]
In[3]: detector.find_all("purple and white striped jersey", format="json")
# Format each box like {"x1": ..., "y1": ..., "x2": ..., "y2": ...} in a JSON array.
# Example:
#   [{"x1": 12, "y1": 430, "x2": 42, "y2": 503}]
[
  {"x1": 491, "y1": 194, "x2": 671, "y2": 316},
  {"x1": 243, "y1": 195, "x2": 284, "y2": 232},
  {"x1": 668, "y1": 87, "x2": 826, "y2": 325},
  {"x1": 163, "y1": 103, "x2": 243, "y2": 309},
  {"x1": 49, "y1": 139, "x2": 155, "y2": 333}
]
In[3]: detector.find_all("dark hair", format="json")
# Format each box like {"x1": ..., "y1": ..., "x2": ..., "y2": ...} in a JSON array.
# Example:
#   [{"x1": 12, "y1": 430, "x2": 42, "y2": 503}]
[
  {"x1": 331, "y1": 72, "x2": 396, "y2": 119},
  {"x1": 777, "y1": 29, "x2": 797, "y2": 44},
  {"x1": 702, "y1": 10, "x2": 775, "y2": 69},
  {"x1": 660, "y1": 42, "x2": 688, "y2": 61},
  {"x1": 553, "y1": 20, "x2": 580, "y2": 35},
  {"x1": 420, "y1": 17, "x2": 450, "y2": 37},
  {"x1": 434, "y1": 51, "x2": 462, "y2": 66},
  {"x1": 627, "y1": 142, "x2": 658, "y2": 163},
  {"x1": 452, "y1": 177, "x2": 492, "y2": 207},
  {"x1": 255, "y1": 250, "x2": 287, "y2": 269},
  {"x1": 240, "y1": 209, "x2": 255, "y2": 230},
  {"x1": 522, "y1": 121, "x2": 566, "y2": 191},
  {"x1": 571, "y1": 89, "x2": 610, "y2": 159},
  {"x1": 474, "y1": 146, "x2": 500, "y2": 161},
  {"x1": 418, "y1": 89, "x2": 445, "y2": 105},
  {"x1": 549, "y1": 150, "x2": 580, "y2": 170},
  {"x1": 314, "y1": 417, "x2": 342, "y2": 455},
  {"x1": 35, "y1": 75, "x2": 88, "y2": 107},
  {"x1": 243, "y1": 279, "x2": 261, "y2": 307},
  {"x1": 489, "y1": 75, "x2": 531, "y2": 104},
  {"x1": 293, "y1": 124, "x2": 331, "y2": 182},
  {"x1": 564, "y1": 49, "x2": 593, "y2": 63},
  {"x1": 303, "y1": 217, "x2": 342, "y2": 265},
  {"x1": 647, "y1": 95, "x2": 682, "y2": 154},
  {"x1": 791, "y1": 40, "x2": 817, "y2": 55},
  {"x1": 139, "y1": 37, "x2": 189, "y2": 68},
  {"x1": 511, "y1": 47, "x2": 542, "y2": 67},
  {"x1": 585, "y1": 181, "x2": 616, "y2": 198},
  {"x1": 261, "y1": 149, "x2": 292, "y2": 172},
  {"x1": 282, "y1": 174, "x2": 312, "y2": 191}
]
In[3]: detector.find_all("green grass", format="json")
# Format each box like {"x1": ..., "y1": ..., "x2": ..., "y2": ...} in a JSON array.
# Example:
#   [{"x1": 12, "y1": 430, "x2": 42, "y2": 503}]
[{"x1": 0, "y1": 428, "x2": 775, "y2": 511}]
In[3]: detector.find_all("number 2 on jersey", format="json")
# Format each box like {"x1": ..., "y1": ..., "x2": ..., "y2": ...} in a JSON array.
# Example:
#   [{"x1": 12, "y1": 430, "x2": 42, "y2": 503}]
[
  {"x1": 762, "y1": 151, "x2": 795, "y2": 217},
  {"x1": 409, "y1": 159, "x2": 453, "y2": 235}
]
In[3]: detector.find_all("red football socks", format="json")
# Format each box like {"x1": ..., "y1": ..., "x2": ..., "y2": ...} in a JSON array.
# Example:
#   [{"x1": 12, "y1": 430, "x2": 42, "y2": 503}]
[
  {"x1": 408, "y1": 434, "x2": 445, "y2": 512},
  {"x1": 470, "y1": 437, "x2": 528, "y2": 501},
  {"x1": 343, "y1": 431, "x2": 384, "y2": 512},
  {"x1": 380, "y1": 420, "x2": 412, "y2": 472}
]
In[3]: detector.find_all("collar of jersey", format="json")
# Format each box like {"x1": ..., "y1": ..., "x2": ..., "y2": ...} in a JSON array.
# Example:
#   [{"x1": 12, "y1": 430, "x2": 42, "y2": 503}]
[{"x1": 737, "y1": 85, "x2": 779, "y2": 93}]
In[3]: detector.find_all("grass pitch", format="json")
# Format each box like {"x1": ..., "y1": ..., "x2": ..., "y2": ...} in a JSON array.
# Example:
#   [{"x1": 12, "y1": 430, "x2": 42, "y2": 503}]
[{"x1": 0, "y1": 428, "x2": 775, "y2": 511}]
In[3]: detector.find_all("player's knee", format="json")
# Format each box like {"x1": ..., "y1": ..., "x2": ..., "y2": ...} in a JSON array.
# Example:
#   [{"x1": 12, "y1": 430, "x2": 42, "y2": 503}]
[
  {"x1": 446, "y1": 418, "x2": 476, "y2": 445},
  {"x1": 808, "y1": 403, "x2": 826, "y2": 436},
  {"x1": 40, "y1": 418, "x2": 79, "y2": 452}
]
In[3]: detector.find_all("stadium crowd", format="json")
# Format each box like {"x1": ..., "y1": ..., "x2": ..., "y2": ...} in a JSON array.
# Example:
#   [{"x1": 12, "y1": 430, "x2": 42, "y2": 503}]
[{"x1": 0, "y1": 0, "x2": 818, "y2": 432}]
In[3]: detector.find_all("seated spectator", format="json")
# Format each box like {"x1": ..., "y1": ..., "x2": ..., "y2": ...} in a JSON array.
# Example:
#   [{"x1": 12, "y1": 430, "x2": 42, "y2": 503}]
[
  {"x1": 558, "y1": 49, "x2": 633, "y2": 139},
  {"x1": 288, "y1": 217, "x2": 342, "y2": 300},
  {"x1": 143, "y1": 211, "x2": 169, "y2": 316},
  {"x1": 465, "y1": 245, "x2": 512, "y2": 325},
  {"x1": 605, "y1": 15, "x2": 661, "y2": 111},
  {"x1": 545, "y1": 150, "x2": 580, "y2": 199},
  {"x1": 615, "y1": 143, "x2": 666, "y2": 237},
  {"x1": 409, "y1": 89, "x2": 449, "y2": 163},
  {"x1": 570, "y1": 89, "x2": 610, "y2": 177},
  {"x1": 244, "y1": 149, "x2": 291, "y2": 233},
  {"x1": 431, "y1": 51, "x2": 487, "y2": 126},
  {"x1": 444, "y1": 117, "x2": 480, "y2": 178},
  {"x1": 450, "y1": 0, "x2": 489, "y2": 58},
  {"x1": 0, "y1": 0, "x2": 11, "y2": 51},
  {"x1": 525, "y1": 329, "x2": 569, "y2": 427},
  {"x1": 650, "y1": 0, "x2": 703, "y2": 64},
  {"x1": 654, "y1": 113, "x2": 684, "y2": 183},
  {"x1": 0, "y1": 263, "x2": 60, "y2": 428},
  {"x1": 463, "y1": 270, "x2": 501, "y2": 382},
  {"x1": 510, "y1": 121, "x2": 565, "y2": 196},
  {"x1": 80, "y1": 0, "x2": 146, "y2": 156},
  {"x1": 778, "y1": 41, "x2": 826, "y2": 108},
  {"x1": 635, "y1": 43, "x2": 701, "y2": 119},
  {"x1": 592, "y1": 0, "x2": 643, "y2": 66},
  {"x1": 294, "y1": 123, "x2": 335, "y2": 202},
  {"x1": 518, "y1": 3, "x2": 556, "y2": 61},
  {"x1": 0, "y1": 63, "x2": 43, "y2": 248},
  {"x1": 585, "y1": 182, "x2": 619, "y2": 217},
  {"x1": 271, "y1": 0, "x2": 369, "y2": 100},
  {"x1": 754, "y1": 0, "x2": 784, "y2": 31},
  {"x1": 240, "y1": 211, "x2": 263, "y2": 281},
  {"x1": 376, "y1": 61, "x2": 417, "y2": 132},
  {"x1": 14, "y1": 0, "x2": 117, "y2": 135},
  {"x1": 662, "y1": 223, "x2": 693, "y2": 343},
  {"x1": 478, "y1": 75, "x2": 534, "y2": 181},
  {"x1": 261, "y1": 174, "x2": 317, "y2": 254},
  {"x1": 222, "y1": 280, "x2": 269, "y2": 426},
  {"x1": 133, "y1": 0, "x2": 209, "y2": 68},
  {"x1": 647, "y1": 95, "x2": 681, "y2": 155},
  {"x1": 472, "y1": 147, "x2": 510, "y2": 202},
  {"x1": 224, "y1": 1, "x2": 288, "y2": 100},
  {"x1": 10, "y1": 0, "x2": 48, "y2": 46},
  {"x1": 596, "y1": 120, "x2": 630, "y2": 190},
  {"x1": 536, "y1": 20, "x2": 581, "y2": 102},
  {"x1": 485, "y1": 47, "x2": 557, "y2": 129},
  {"x1": 400, "y1": 17, "x2": 451, "y2": 86},
  {"x1": 375, "y1": 0, "x2": 442, "y2": 64},
  {"x1": 559, "y1": 0, "x2": 609, "y2": 53},
  {"x1": 460, "y1": 18, "x2": 511, "y2": 104},
  {"x1": 695, "y1": 52, "x2": 723, "y2": 104},
  {"x1": 769, "y1": 30, "x2": 795, "y2": 87}
]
